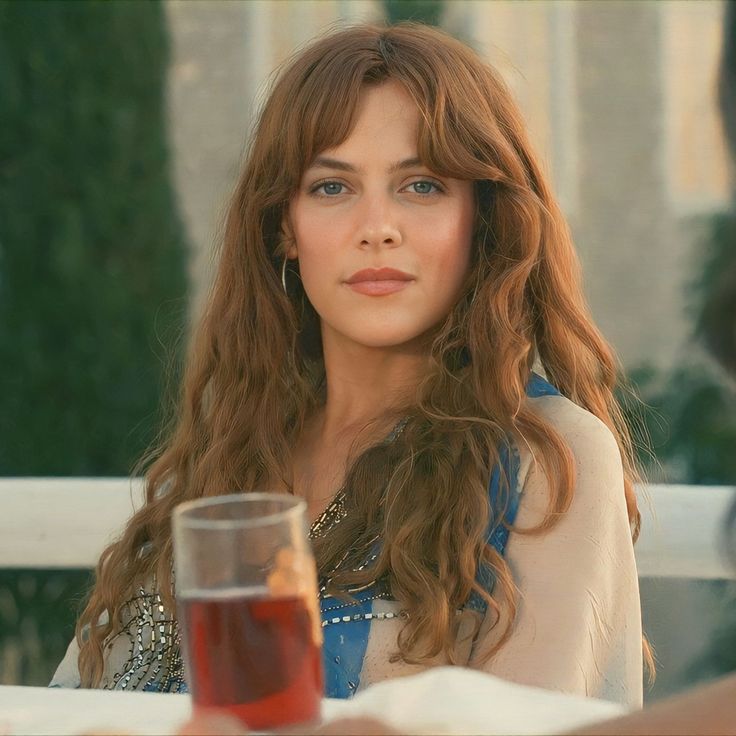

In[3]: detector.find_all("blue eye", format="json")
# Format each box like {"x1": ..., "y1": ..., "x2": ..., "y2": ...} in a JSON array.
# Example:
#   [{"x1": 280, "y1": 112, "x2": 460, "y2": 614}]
[
  {"x1": 409, "y1": 180, "x2": 439, "y2": 195},
  {"x1": 314, "y1": 181, "x2": 344, "y2": 196}
]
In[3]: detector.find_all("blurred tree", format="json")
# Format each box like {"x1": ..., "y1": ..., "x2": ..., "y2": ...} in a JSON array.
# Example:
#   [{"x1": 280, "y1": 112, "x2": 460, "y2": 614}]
[
  {"x1": 622, "y1": 356, "x2": 736, "y2": 485},
  {"x1": 383, "y1": 0, "x2": 444, "y2": 26},
  {"x1": 0, "y1": 0, "x2": 188, "y2": 476},
  {"x1": 0, "y1": 569, "x2": 93, "y2": 685},
  {"x1": 0, "y1": 0, "x2": 187, "y2": 685}
]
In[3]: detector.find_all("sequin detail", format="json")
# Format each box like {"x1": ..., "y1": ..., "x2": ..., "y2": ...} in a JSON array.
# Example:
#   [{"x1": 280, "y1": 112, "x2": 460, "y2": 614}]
[
  {"x1": 321, "y1": 610, "x2": 407, "y2": 627},
  {"x1": 103, "y1": 586, "x2": 186, "y2": 693},
  {"x1": 309, "y1": 489, "x2": 347, "y2": 539}
]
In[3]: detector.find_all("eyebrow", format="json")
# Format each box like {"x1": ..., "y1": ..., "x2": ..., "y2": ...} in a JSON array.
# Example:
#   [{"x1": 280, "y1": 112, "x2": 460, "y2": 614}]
[{"x1": 308, "y1": 156, "x2": 424, "y2": 175}]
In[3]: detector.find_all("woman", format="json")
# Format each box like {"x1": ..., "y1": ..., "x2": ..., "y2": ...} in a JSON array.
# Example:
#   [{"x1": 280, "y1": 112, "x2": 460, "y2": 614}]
[{"x1": 52, "y1": 23, "x2": 646, "y2": 705}]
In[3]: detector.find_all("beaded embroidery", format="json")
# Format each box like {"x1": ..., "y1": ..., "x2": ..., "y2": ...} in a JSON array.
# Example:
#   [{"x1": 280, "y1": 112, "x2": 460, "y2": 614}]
[
  {"x1": 103, "y1": 586, "x2": 186, "y2": 692},
  {"x1": 321, "y1": 610, "x2": 406, "y2": 627}
]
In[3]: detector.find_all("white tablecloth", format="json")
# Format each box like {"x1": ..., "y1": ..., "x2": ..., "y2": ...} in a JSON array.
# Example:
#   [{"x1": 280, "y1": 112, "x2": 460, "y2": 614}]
[{"x1": 0, "y1": 668, "x2": 626, "y2": 735}]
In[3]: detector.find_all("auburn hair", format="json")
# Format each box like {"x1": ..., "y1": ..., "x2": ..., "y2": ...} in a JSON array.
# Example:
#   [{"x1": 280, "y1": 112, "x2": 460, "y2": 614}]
[{"x1": 77, "y1": 22, "x2": 647, "y2": 685}]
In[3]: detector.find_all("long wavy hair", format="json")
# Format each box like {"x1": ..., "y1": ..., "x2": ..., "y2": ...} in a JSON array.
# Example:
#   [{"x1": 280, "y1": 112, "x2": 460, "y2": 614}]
[{"x1": 77, "y1": 22, "x2": 646, "y2": 685}]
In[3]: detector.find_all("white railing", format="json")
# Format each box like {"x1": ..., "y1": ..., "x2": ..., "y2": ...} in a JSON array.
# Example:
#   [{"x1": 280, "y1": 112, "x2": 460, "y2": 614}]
[
  {"x1": 0, "y1": 478, "x2": 145, "y2": 569},
  {"x1": 0, "y1": 478, "x2": 734, "y2": 578}
]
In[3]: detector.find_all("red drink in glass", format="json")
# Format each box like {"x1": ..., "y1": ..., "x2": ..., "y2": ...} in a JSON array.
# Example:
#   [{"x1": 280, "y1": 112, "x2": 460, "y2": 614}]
[
  {"x1": 173, "y1": 494, "x2": 322, "y2": 731},
  {"x1": 180, "y1": 587, "x2": 323, "y2": 730}
]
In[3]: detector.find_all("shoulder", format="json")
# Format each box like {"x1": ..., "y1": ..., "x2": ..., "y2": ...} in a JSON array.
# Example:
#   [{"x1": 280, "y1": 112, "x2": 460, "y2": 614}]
[
  {"x1": 516, "y1": 393, "x2": 625, "y2": 522},
  {"x1": 523, "y1": 393, "x2": 622, "y2": 479},
  {"x1": 527, "y1": 393, "x2": 620, "y2": 461},
  {"x1": 482, "y1": 394, "x2": 641, "y2": 702}
]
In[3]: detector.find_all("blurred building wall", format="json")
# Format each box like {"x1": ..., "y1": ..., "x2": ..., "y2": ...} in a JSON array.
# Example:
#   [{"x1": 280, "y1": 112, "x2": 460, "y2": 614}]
[{"x1": 164, "y1": 0, "x2": 727, "y2": 374}]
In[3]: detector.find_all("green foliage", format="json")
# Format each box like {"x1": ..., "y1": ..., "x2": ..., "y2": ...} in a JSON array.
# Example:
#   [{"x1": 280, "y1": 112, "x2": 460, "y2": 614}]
[
  {"x1": 0, "y1": 0, "x2": 188, "y2": 476},
  {"x1": 684, "y1": 580, "x2": 736, "y2": 686},
  {"x1": 692, "y1": 213, "x2": 736, "y2": 307},
  {"x1": 0, "y1": 0, "x2": 187, "y2": 685},
  {"x1": 0, "y1": 570, "x2": 93, "y2": 686},
  {"x1": 383, "y1": 0, "x2": 444, "y2": 26},
  {"x1": 623, "y1": 362, "x2": 736, "y2": 486}
]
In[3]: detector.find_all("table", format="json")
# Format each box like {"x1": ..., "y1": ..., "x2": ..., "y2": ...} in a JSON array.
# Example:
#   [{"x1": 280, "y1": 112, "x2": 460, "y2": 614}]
[
  {"x1": 0, "y1": 685, "x2": 189, "y2": 735},
  {"x1": 0, "y1": 668, "x2": 627, "y2": 735},
  {"x1": 0, "y1": 686, "x2": 349, "y2": 736}
]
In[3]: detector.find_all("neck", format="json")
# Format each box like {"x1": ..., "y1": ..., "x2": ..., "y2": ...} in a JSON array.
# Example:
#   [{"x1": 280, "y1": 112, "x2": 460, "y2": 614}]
[
  {"x1": 315, "y1": 332, "x2": 427, "y2": 443},
  {"x1": 290, "y1": 333, "x2": 426, "y2": 507}
]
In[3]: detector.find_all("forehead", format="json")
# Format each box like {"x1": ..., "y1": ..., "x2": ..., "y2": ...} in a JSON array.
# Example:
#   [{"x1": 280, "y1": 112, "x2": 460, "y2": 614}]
[{"x1": 315, "y1": 81, "x2": 420, "y2": 162}]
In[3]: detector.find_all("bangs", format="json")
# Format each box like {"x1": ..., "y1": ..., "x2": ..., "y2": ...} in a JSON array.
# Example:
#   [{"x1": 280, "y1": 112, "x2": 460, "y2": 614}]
[
  {"x1": 260, "y1": 24, "x2": 511, "y2": 195},
  {"x1": 273, "y1": 38, "x2": 389, "y2": 183}
]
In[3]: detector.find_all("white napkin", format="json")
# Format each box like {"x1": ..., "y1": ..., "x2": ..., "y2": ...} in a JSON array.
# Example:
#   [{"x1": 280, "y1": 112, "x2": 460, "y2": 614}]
[{"x1": 326, "y1": 667, "x2": 627, "y2": 735}]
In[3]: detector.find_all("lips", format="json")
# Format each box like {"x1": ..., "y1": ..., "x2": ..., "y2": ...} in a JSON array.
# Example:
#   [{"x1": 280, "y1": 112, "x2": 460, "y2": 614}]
[
  {"x1": 344, "y1": 267, "x2": 415, "y2": 296},
  {"x1": 345, "y1": 267, "x2": 414, "y2": 284}
]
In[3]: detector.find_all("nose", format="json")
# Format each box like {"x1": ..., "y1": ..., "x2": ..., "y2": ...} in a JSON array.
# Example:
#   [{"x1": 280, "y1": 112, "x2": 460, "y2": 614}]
[{"x1": 356, "y1": 192, "x2": 403, "y2": 250}]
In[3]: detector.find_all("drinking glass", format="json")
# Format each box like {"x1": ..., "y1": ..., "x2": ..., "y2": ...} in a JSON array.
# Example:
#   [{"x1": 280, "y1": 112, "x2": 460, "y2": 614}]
[{"x1": 173, "y1": 493, "x2": 323, "y2": 731}]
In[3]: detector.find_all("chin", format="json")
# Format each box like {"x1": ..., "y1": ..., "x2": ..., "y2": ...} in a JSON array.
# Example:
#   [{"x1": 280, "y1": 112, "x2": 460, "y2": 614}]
[
  {"x1": 320, "y1": 312, "x2": 441, "y2": 352},
  {"x1": 340, "y1": 326, "x2": 431, "y2": 351}
]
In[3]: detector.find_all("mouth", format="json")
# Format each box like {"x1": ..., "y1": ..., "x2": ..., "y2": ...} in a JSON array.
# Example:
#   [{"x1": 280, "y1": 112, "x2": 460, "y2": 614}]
[{"x1": 344, "y1": 267, "x2": 415, "y2": 296}]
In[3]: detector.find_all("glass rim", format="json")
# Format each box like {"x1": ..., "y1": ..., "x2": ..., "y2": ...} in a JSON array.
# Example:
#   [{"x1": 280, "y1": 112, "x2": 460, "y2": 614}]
[{"x1": 173, "y1": 492, "x2": 307, "y2": 531}]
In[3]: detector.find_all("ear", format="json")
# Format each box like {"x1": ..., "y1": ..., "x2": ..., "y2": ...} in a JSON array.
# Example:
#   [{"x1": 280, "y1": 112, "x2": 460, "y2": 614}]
[{"x1": 281, "y1": 212, "x2": 298, "y2": 260}]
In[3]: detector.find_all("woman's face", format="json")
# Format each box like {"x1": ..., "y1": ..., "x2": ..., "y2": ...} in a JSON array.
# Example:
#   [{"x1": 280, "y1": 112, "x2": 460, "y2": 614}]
[{"x1": 287, "y1": 81, "x2": 475, "y2": 354}]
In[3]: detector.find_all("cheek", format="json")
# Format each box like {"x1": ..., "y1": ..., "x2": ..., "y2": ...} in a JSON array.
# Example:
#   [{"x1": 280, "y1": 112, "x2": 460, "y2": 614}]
[
  {"x1": 290, "y1": 221, "x2": 340, "y2": 304},
  {"x1": 291, "y1": 203, "x2": 346, "y2": 262},
  {"x1": 296, "y1": 259, "x2": 329, "y2": 302},
  {"x1": 427, "y1": 211, "x2": 474, "y2": 282}
]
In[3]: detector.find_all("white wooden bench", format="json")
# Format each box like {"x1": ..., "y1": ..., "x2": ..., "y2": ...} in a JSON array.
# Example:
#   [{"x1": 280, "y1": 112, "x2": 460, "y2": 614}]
[{"x1": 0, "y1": 478, "x2": 734, "y2": 578}]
